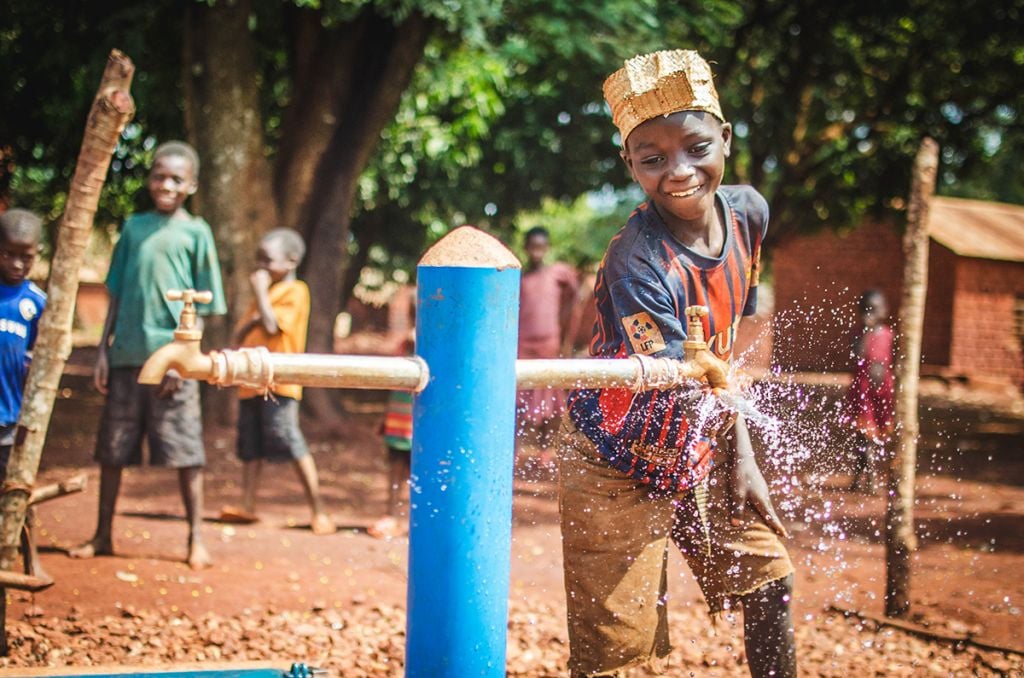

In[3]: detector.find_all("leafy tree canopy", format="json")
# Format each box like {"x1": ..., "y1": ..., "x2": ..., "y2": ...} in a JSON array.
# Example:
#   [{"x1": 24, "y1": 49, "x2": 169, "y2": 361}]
[{"x1": 2, "y1": 0, "x2": 1022, "y2": 268}]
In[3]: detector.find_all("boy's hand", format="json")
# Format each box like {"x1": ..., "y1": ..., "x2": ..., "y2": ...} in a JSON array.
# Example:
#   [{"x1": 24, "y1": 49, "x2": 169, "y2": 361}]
[
  {"x1": 157, "y1": 368, "x2": 183, "y2": 399},
  {"x1": 94, "y1": 350, "x2": 109, "y2": 395},
  {"x1": 726, "y1": 417, "x2": 788, "y2": 539},
  {"x1": 249, "y1": 268, "x2": 272, "y2": 291}
]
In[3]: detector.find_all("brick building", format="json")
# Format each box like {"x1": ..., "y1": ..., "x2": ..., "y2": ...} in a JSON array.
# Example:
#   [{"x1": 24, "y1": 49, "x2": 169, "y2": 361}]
[{"x1": 771, "y1": 196, "x2": 1024, "y2": 389}]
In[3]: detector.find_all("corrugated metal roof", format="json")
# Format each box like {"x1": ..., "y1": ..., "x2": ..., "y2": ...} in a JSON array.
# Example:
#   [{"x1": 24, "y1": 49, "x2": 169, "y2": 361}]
[{"x1": 928, "y1": 196, "x2": 1024, "y2": 262}]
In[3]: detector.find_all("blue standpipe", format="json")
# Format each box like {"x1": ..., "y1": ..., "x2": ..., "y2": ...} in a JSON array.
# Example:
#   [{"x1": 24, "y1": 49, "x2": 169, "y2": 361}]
[{"x1": 405, "y1": 227, "x2": 521, "y2": 677}]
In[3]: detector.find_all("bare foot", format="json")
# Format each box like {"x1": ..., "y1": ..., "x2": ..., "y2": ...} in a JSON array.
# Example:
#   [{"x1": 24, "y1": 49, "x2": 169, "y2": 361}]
[
  {"x1": 187, "y1": 540, "x2": 212, "y2": 570},
  {"x1": 311, "y1": 513, "x2": 337, "y2": 536},
  {"x1": 67, "y1": 538, "x2": 113, "y2": 559},
  {"x1": 218, "y1": 505, "x2": 259, "y2": 525},
  {"x1": 367, "y1": 516, "x2": 407, "y2": 540}
]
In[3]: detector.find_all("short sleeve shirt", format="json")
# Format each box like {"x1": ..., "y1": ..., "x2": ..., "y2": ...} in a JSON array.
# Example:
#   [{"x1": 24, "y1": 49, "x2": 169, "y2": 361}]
[
  {"x1": 567, "y1": 186, "x2": 768, "y2": 492},
  {"x1": 519, "y1": 262, "x2": 579, "y2": 342},
  {"x1": 106, "y1": 211, "x2": 227, "y2": 368},
  {"x1": 237, "y1": 279, "x2": 309, "y2": 400},
  {"x1": 0, "y1": 280, "x2": 46, "y2": 426}
]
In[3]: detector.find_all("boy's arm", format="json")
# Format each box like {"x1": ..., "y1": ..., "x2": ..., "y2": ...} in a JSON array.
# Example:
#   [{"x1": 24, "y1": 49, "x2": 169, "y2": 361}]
[
  {"x1": 94, "y1": 297, "x2": 119, "y2": 395},
  {"x1": 725, "y1": 415, "x2": 788, "y2": 538},
  {"x1": 249, "y1": 269, "x2": 279, "y2": 335}
]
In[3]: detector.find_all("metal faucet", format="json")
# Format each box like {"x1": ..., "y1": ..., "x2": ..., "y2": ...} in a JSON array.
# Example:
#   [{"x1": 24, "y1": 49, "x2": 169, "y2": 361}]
[
  {"x1": 137, "y1": 289, "x2": 215, "y2": 385},
  {"x1": 677, "y1": 305, "x2": 730, "y2": 390}
]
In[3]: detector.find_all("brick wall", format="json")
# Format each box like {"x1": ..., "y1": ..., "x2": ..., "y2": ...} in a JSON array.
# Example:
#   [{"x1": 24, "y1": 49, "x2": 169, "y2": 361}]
[
  {"x1": 772, "y1": 221, "x2": 1023, "y2": 387},
  {"x1": 771, "y1": 221, "x2": 903, "y2": 372},
  {"x1": 949, "y1": 257, "x2": 1024, "y2": 387}
]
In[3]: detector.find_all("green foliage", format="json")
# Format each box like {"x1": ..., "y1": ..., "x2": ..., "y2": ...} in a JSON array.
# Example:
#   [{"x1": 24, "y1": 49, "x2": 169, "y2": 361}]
[
  {"x1": 2, "y1": 0, "x2": 1022, "y2": 275},
  {"x1": 511, "y1": 189, "x2": 643, "y2": 268},
  {"x1": 0, "y1": 0, "x2": 183, "y2": 241}
]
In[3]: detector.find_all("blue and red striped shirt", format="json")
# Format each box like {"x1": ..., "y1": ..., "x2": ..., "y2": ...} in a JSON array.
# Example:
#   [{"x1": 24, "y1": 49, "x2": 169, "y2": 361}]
[{"x1": 568, "y1": 185, "x2": 767, "y2": 491}]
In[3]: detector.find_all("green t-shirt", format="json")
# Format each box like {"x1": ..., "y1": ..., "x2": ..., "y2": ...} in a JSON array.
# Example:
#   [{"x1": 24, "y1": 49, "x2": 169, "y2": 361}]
[{"x1": 106, "y1": 211, "x2": 227, "y2": 367}]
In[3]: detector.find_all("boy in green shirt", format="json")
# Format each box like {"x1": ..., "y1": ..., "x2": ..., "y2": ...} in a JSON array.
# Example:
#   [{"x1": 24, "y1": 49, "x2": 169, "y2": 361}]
[{"x1": 70, "y1": 141, "x2": 226, "y2": 569}]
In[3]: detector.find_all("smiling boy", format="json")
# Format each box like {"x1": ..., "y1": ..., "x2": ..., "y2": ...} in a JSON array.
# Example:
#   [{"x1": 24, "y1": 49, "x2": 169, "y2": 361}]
[
  {"x1": 560, "y1": 51, "x2": 796, "y2": 677},
  {"x1": 70, "y1": 141, "x2": 226, "y2": 569}
]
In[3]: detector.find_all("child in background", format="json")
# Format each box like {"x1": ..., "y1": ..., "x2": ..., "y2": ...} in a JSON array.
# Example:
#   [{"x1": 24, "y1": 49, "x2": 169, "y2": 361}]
[
  {"x1": 559, "y1": 50, "x2": 796, "y2": 677},
  {"x1": 368, "y1": 283, "x2": 415, "y2": 540},
  {"x1": 219, "y1": 228, "x2": 336, "y2": 535},
  {"x1": 0, "y1": 209, "x2": 48, "y2": 583},
  {"x1": 367, "y1": 387, "x2": 413, "y2": 539},
  {"x1": 843, "y1": 289, "x2": 895, "y2": 493},
  {"x1": 516, "y1": 226, "x2": 578, "y2": 467},
  {"x1": 71, "y1": 141, "x2": 226, "y2": 569}
]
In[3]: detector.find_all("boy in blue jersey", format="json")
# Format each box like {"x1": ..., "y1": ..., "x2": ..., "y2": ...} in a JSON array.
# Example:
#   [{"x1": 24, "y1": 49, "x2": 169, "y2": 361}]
[
  {"x1": 0, "y1": 208, "x2": 48, "y2": 583},
  {"x1": 69, "y1": 141, "x2": 226, "y2": 569},
  {"x1": 559, "y1": 51, "x2": 796, "y2": 677}
]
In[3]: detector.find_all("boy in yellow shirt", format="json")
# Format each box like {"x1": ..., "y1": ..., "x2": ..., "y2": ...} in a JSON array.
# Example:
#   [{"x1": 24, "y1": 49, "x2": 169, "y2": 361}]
[{"x1": 220, "y1": 228, "x2": 336, "y2": 535}]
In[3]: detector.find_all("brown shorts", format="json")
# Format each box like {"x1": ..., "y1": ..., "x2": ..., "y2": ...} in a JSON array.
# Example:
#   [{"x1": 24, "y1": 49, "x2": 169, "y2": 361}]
[
  {"x1": 95, "y1": 367, "x2": 205, "y2": 468},
  {"x1": 558, "y1": 418, "x2": 793, "y2": 676}
]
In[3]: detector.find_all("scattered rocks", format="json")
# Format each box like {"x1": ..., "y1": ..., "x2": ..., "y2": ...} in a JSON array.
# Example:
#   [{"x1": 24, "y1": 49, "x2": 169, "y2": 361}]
[{"x1": 0, "y1": 601, "x2": 1019, "y2": 676}]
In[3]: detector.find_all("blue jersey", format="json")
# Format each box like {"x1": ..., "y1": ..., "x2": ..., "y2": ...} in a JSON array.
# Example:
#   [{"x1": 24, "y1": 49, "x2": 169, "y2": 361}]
[
  {"x1": 0, "y1": 280, "x2": 46, "y2": 426},
  {"x1": 568, "y1": 185, "x2": 767, "y2": 492}
]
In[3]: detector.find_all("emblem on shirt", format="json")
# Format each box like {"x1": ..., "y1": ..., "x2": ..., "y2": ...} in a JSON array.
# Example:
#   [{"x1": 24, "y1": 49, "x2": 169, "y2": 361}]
[
  {"x1": 19, "y1": 299, "x2": 38, "y2": 321},
  {"x1": 621, "y1": 311, "x2": 666, "y2": 355}
]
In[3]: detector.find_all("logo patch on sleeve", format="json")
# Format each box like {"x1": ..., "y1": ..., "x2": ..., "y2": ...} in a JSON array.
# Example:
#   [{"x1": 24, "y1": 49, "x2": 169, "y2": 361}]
[{"x1": 621, "y1": 312, "x2": 666, "y2": 355}]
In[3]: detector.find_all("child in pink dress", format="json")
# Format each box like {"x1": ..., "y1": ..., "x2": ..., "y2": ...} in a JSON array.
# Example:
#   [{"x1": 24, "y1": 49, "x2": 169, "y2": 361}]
[{"x1": 843, "y1": 289, "x2": 895, "y2": 493}]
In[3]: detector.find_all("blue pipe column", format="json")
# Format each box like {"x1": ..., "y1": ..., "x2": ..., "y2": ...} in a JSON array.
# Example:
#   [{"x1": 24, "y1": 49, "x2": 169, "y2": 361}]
[{"x1": 406, "y1": 227, "x2": 521, "y2": 677}]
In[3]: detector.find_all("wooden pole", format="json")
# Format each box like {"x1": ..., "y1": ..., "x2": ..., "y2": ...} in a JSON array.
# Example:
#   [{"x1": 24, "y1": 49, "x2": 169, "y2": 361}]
[
  {"x1": 885, "y1": 137, "x2": 938, "y2": 618},
  {"x1": 0, "y1": 51, "x2": 134, "y2": 649}
]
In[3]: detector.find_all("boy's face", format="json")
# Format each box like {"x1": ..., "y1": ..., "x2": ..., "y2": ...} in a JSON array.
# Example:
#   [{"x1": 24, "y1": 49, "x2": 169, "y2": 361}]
[
  {"x1": 524, "y1": 234, "x2": 549, "y2": 267},
  {"x1": 256, "y1": 238, "x2": 298, "y2": 283},
  {"x1": 0, "y1": 232, "x2": 39, "y2": 286},
  {"x1": 148, "y1": 155, "x2": 197, "y2": 215},
  {"x1": 621, "y1": 111, "x2": 732, "y2": 230}
]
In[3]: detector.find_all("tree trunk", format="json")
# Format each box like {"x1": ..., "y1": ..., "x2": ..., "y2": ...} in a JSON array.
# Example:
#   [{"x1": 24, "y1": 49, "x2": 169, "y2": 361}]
[
  {"x1": 0, "y1": 49, "x2": 134, "y2": 572},
  {"x1": 885, "y1": 137, "x2": 938, "y2": 618},
  {"x1": 184, "y1": 0, "x2": 280, "y2": 422},
  {"x1": 273, "y1": 7, "x2": 362, "y2": 231},
  {"x1": 292, "y1": 9, "x2": 433, "y2": 420}
]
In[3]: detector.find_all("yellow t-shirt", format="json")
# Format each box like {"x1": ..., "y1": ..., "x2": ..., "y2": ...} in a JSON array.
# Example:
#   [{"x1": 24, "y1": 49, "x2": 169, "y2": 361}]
[{"x1": 237, "y1": 279, "x2": 309, "y2": 400}]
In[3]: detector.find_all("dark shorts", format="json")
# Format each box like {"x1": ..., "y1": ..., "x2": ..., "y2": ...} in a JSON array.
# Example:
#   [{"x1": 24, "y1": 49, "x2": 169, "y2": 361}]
[
  {"x1": 95, "y1": 367, "x2": 205, "y2": 468},
  {"x1": 237, "y1": 396, "x2": 309, "y2": 463}
]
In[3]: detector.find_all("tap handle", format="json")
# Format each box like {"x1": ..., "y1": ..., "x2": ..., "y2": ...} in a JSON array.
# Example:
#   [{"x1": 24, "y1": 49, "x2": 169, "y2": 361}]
[
  {"x1": 167, "y1": 289, "x2": 214, "y2": 305},
  {"x1": 684, "y1": 305, "x2": 708, "y2": 343},
  {"x1": 166, "y1": 289, "x2": 212, "y2": 334}
]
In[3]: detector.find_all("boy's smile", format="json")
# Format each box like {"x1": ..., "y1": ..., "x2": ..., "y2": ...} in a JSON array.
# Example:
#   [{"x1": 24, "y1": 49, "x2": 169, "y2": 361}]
[
  {"x1": 622, "y1": 111, "x2": 731, "y2": 241},
  {"x1": 148, "y1": 155, "x2": 197, "y2": 215}
]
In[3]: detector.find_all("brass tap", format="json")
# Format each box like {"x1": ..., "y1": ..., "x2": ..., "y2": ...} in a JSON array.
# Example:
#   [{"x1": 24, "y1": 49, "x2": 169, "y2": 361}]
[
  {"x1": 682, "y1": 305, "x2": 709, "y2": 359},
  {"x1": 137, "y1": 289, "x2": 215, "y2": 385},
  {"x1": 678, "y1": 305, "x2": 730, "y2": 391},
  {"x1": 168, "y1": 289, "x2": 213, "y2": 341}
]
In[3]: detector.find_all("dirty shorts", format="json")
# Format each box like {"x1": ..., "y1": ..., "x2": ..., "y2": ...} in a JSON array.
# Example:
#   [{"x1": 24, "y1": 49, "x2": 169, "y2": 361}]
[
  {"x1": 558, "y1": 418, "x2": 793, "y2": 676},
  {"x1": 95, "y1": 367, "x2": 205, "y2": 468},
  {"x1": 236, "y1": 395, "x2": 309, "y2": 463}
]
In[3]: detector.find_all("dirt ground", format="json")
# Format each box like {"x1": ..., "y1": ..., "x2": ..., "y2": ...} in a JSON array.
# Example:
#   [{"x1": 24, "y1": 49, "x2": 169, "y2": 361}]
[{"x1": 1, "y1": 361, "x2": 1023, "y2": 676}]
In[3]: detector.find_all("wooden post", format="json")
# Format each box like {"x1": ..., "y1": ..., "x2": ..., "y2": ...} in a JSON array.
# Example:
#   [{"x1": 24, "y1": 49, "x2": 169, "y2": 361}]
[
  {"x1": 885, "y1": 137, "x2": 938, "y2": 618},
  {"x1": 0, "y1": 50, "x2": 134, "y2": 651}
]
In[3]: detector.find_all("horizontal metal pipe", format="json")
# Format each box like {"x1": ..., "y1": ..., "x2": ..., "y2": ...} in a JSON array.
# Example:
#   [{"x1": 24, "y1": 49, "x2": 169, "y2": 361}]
[
  {"x1": 266, "y1": 354, "x2": 430, "y2": 391},
  {"x1": 515, "y1": 358, "x2": 643, "y2": 390},
  {"x1": 203, "y1": 350, "x2": 710, "y2": 393}
]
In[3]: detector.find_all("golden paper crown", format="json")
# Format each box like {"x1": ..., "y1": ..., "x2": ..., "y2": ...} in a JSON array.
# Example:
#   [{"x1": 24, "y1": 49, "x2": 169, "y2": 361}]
[{"x1": 603, "y1": 50, "x2": 724, "y2": 144}]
